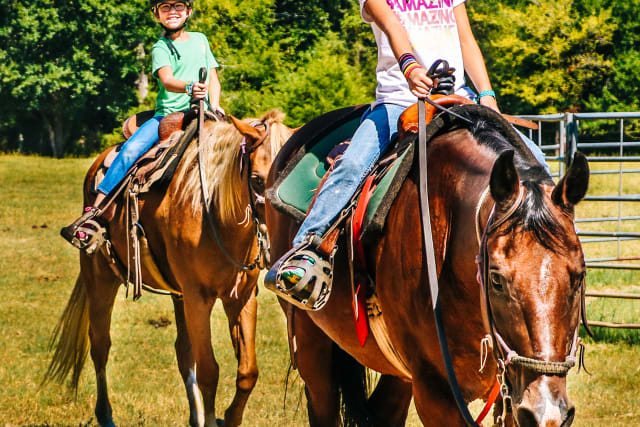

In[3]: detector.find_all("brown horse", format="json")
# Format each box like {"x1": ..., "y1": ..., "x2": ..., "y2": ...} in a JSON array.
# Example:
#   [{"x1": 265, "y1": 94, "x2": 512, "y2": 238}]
[
  {"x1": 265, "y1": 105, "x2": 589, "y2": 426},
  {"x1": 45, "y1": 110, "x2": 294, "y2": 427}
]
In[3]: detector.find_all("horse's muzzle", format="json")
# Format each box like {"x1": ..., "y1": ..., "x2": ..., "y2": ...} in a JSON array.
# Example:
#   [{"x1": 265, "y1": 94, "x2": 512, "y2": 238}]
[{"x1": 514, "y1": 375, "x2": 575, "y2": 427}]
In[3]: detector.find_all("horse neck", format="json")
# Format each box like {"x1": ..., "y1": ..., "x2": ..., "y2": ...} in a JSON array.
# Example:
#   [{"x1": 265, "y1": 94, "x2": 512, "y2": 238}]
[{"x1": 397, "y1": 131, "x2": 496, "y2": 300}]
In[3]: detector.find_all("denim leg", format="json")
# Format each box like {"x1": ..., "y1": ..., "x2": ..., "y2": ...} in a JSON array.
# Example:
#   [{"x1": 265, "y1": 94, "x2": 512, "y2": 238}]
[
  {"x1": 292, "y1": 103, "x2": 406, "y2": 246},
  {"x1": 513, "y1": 127, "x2": 551, "y2": 174},
  {"x1": 97, "y1": 116, "x2": 163, "y2": 195}
]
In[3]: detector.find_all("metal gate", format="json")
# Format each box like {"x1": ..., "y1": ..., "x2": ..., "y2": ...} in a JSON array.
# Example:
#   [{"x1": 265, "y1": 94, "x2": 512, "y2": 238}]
[{"x1": 516, "y1": 112, "x2": 640, "y2": 329}]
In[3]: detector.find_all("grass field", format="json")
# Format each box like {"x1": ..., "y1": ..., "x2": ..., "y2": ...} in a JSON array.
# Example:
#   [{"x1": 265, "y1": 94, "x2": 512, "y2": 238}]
[{"x1": 1, "y1": 154, "x2": 639, "y2": 426}]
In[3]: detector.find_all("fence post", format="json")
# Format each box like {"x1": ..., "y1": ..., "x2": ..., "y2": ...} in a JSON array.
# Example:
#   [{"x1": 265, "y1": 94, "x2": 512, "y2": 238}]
[{"x1": 565, "y1": 113, "x2": 578, "y2": 167}]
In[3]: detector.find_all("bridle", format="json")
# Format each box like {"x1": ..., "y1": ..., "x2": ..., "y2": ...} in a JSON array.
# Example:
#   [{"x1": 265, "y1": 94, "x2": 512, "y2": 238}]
[
  {"x1": 474, "y1": 184, "x2": 587, "y2": 424},
  {"x1": 418, "y1": 89, "x2": 587, "y2": 425},
  {"x1": 197, "y1": 117, "x2": 271, "y2": 272}
]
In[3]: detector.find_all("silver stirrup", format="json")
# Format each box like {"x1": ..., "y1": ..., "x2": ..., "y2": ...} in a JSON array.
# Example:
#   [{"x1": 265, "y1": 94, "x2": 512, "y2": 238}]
[
  {"x1": 264, "y1": 234, "x2": 335, "y2": 311},
  {"x1": 74, "y1": 219, "x2": 108, "y2": 255}
]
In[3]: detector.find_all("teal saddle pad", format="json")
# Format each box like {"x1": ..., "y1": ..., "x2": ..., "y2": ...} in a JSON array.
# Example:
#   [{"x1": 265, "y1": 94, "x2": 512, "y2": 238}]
[{"x1": 266, "y1": 105, "x2": 415, "y2": 243}]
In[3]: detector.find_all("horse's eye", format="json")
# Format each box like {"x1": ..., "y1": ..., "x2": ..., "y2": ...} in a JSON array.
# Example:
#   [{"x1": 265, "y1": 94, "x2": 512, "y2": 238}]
[
  {"x1": 490, "y1": 272, "x2": 505, "y2": 291},
  {"x1": 251, "y1": 174, "x2": 265, "y2": 194},
  {"x1": 573, "y1": 271, "x2": 586, "y2": 289}
]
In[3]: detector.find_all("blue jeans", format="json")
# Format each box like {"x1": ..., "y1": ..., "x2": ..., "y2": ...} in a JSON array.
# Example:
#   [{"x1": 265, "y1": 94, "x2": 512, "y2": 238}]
[
  {"x1": 293, "y1": 103, "x2": 406, "y2": 246},
  {"x1": 513, "y1": 128, "x2": 551, "y2": 174},
  {"x1": 97, "y1": 116, "x2": 163, "y2": 195}
]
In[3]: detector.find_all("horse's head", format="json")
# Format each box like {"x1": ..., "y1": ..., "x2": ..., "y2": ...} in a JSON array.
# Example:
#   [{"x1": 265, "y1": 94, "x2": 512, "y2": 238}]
[
  {"x1": 484, "y1": 151, "x2": 589, "y2": 427},
  {"x1": 230, "y1": 110, "x2": 295, "y2": 214}
]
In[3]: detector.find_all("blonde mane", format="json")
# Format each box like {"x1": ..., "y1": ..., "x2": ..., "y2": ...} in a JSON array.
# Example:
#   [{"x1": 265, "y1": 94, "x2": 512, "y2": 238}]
[{"x1": 173, "y1": 109, "x2": 293, "y2": 224}]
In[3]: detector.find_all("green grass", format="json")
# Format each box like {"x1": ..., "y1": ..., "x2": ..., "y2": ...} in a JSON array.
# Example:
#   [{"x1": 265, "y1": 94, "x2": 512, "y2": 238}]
[{"x1": 1, "y1": 154, "x2": 639, "y2": 426}]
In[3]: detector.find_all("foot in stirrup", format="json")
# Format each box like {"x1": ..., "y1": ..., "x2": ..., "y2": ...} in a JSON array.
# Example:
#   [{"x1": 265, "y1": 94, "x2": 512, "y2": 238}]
[
  {"x1": 281, "y1": 254, "x2": 316, "y2": 286},
  {"x1": 60, "y1": 206, "x2": 106, "y2": 253},
  {"x1": 264, "y1": 234, "x2": 334, "y2": 311}
]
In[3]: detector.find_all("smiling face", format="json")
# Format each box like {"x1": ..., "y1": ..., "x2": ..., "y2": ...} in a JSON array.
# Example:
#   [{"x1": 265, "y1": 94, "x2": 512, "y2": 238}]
[{"x1": 154, "y1": 1, "x2": 192, "y2": 30}]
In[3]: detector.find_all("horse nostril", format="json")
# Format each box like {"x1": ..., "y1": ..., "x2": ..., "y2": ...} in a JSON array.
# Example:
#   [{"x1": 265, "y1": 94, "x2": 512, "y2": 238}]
[
  {"x1": 561, "y1": 406, "x2": 576, "y2": 427},
  {"x1": 516, "y1": 406, "x2": 539, "y2": 427}
]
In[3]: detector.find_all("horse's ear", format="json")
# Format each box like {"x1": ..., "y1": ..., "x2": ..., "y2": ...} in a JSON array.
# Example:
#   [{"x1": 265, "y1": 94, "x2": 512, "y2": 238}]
[
  {"x1": 229, "y1": 115, "x2": 262, "y2": 143},
  {"x1": 490, "y1": 150, "x2": 520, "y2": 209},
  {"x1": 552, "y1": 152, "x2": 589, "y2": 209}
]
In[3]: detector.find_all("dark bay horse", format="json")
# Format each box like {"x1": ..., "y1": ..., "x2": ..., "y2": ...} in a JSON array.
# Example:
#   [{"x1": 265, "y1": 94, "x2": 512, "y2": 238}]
[
  {"x1": 45, "y1": 110, "x2": 294, "y2": 427},
  {"x1": 265, "y1": 105, "x2": 589, "y2": 426}
]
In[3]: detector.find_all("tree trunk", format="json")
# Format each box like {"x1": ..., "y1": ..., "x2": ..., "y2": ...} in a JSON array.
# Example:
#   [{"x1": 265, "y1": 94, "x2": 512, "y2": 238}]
[
  {"x1": 42, "y1": 114, "x2": 57, "y2": 157},
  {"x1": 54, "y1": 112, "x2": 65, "y2": 158},
  {"x1": 41, "y1": 111, "x2": 66, "y2": 157}
]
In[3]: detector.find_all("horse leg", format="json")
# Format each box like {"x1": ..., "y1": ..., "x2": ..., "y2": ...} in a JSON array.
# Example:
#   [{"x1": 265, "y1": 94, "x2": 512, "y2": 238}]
[
  {"x1": 221, "y1": 287, "x2": 259, "y2": 427},
  {"x1": 82, "y1": 254, "x2": 120, "y2": 427},
  {"x1": 412, "y1": 368, "x2": 466, "y2": 427},
  {"x1": 292, "y1": 308, "x2": 341, "y2": 427},
  {"x1": 182, "y1": 291, "x2": 220, "y2": 427},
  {"x1": 172, "y1": 295, "x2": 205, "y2": 427},
  {"x1": 368, "y1": 374, "x2": 412, "y2": 426}
]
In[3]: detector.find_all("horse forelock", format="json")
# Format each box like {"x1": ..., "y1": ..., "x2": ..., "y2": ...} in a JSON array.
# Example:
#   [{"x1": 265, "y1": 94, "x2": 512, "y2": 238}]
[
  {"x1": 173, "y1": 111, "x2": 292, "y2": 225},
  {"x1": 261, "y1": 109, "x2": 294, "y2": 160},
  {"x1": 502, "y1": 181, "x2": 569, "y2": 252}
]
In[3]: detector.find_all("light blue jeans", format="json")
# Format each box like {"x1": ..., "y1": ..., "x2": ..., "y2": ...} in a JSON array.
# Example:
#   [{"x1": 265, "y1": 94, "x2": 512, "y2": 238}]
[
  {"x1": 513, "y1": 128, "x2": 551, "y2": 174},
  {"x1": 97, "y1": 115, "x2": 163, "y2": 195},
  {"x1": 293, "y1": 103, "x2": 406, "y2": 246},
  {"x1": 291, "y1": 100, "x2": 551, "y2": 246}
]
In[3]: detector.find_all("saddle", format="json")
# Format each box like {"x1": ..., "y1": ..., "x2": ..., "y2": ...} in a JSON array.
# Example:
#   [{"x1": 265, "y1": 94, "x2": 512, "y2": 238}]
[
  {"x1": 267, "y1": 97, "x2": 540, "y2": 375},
  {"x1": 91, "y1": 107, "x2": 221, "y2": 300},
  {"x1": 93, "y1": 109, "x2": 198, "y2": 195}
]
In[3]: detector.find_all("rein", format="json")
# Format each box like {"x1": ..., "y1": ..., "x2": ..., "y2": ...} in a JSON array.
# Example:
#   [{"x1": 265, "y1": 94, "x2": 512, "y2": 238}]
[
  {"x1": 417, "y1": 98, "x2": 481, "y2": 427},
  {"x1": 197, "y1": 116, "x2": 270, "y2": 272},
  {"x1": 417, "y1": 94, "x2": 585, "y2": 426}
]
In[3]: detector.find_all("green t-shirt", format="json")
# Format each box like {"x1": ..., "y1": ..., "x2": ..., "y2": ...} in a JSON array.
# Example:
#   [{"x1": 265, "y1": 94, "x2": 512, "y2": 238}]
[{"x1": 151, "y1": 32, "x2": 219, "y2": 117}]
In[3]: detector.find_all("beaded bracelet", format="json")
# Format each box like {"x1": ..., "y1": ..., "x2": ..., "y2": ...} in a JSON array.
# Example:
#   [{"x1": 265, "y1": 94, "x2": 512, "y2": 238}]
[
  {"x1": 477, "y1": 90, "x2": 496, "y2": 100},
  {"x1": 185, "y1": 81, "x2": 194, "y2": 96}
]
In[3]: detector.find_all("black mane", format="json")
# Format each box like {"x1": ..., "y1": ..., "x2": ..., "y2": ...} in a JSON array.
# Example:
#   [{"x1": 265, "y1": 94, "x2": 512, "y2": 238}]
[{"x1": 463, "y1": 111, "x2": 565, "y2": 250}]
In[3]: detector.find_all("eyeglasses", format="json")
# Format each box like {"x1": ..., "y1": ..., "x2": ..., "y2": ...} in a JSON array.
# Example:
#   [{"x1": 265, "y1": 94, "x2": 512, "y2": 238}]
[{"x1": 158, "y1": 2, "x2": 187, "y2": 12}]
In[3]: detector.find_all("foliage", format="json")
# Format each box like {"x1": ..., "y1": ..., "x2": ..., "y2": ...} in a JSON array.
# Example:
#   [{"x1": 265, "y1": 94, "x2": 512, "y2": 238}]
[
  {"x1": 469, "y1": 0, "x2": 615, "y2": 115},
  {"x1": 1, "y1": 0, "x2": 639, "y2": 155},
  {"x1": 191, "y1": 0, "x2": 375, "y2": 124},
  {"x1": 0, "y1": 0, "x2": 155, "y2": 156}
]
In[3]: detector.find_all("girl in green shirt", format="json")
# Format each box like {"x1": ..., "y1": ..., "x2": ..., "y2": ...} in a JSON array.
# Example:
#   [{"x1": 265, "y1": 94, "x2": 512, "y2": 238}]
[{"x1": 62, "y1": 0, "x2": 223, "y2": 249}]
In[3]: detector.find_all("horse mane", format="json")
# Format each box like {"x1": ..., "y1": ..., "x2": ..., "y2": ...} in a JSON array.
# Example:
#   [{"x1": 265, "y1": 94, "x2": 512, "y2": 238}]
[
  {"x1": 466, "y1": 115, "x2": 566, "y2": 250},
  {"x1": 173, "y1": 109, "x2": 292, "y2": 224}
]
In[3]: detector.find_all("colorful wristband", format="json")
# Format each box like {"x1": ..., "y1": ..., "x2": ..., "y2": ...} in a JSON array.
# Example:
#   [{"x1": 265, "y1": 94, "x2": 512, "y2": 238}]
[
  {"x1": 477, "y1": 90, "x2": 496, "y2": 100},
  {"x1": 185, "y1": 81, "x2": 194, "y2": 96},
  {"x1": 399, "y1": 53, "x2": 421, "y2": 79}
]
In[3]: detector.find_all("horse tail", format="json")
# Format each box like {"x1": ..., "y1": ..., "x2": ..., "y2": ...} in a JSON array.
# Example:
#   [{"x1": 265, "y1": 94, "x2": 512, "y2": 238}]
[
  {"x1": 42, "y1": 275, "x2": 90, "y2": 392},
  {"x1": 332, "y1": 344, "x2": 374, "y2": 426}
]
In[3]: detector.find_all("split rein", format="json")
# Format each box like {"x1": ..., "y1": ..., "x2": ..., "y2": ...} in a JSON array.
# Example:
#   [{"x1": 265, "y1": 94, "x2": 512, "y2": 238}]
[{"x1": 197, "y1": 116, "x2": 270, "y2": 272}]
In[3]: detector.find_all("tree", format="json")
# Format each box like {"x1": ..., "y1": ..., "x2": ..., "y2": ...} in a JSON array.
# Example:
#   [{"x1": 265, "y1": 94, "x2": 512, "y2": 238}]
[
  {"x1": 0, "y1": 0, "x2": 154, "y2": 156},
  {"x1": 468, "y1": 0, "x2": 615, "y2": 114}
]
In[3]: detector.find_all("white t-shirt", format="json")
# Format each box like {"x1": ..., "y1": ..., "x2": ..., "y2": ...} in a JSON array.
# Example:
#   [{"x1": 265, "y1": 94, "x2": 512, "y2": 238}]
[{"x1": 360, "y1": 0, "x2": 467, "y2": 108}]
